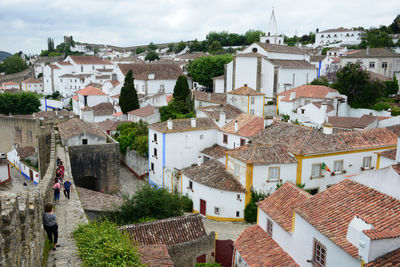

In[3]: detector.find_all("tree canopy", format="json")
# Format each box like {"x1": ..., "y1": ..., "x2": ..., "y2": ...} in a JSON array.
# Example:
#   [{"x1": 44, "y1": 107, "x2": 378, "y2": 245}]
[
  {"x1": 176, "y1": 41, "x2": 187, "y2": 53},
  {"x1": 119, "y1": 70, "x2": 139, "y2": 113},
  {"x1": 145, "y1": 51, "x2": 160, "y2": 62},
  {"x1": 173, "y1": 75, "x2": 191, "y2": 102},
  {"x1": 147, "y1": 42, "x2": 157, "y2": 51},
  {"x1": 0, "y1": 54, "x2": 29, "y2": 74},
  {"x1": 359, "y1": 28, "x2": 395, "y2": 48},
  {"x1": 114, "y1": 120, "x2": 148, "y2": 155},
  {"x1": 0, "y1": 92, "x2": 40, "y2": 115},
  {"x1": 188, "y1": 54, "x2": 233, "y2": 89}
]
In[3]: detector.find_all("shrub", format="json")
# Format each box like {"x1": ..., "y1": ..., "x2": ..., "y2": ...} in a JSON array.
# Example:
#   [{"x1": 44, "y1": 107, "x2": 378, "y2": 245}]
[
  {"x1": 195, "y1": 263, "x2": 222, "y2": 267},
  {"x1": 244, "y1": 190, "x2": 269, "y2": 223},
  {"x1": 372, "y1": 102, "x2": 391, "y2": 111},
  {"x1": 73, "y1": 220, "x2": 144, "y2": 266},
  {"x1": 181, "y1": 195, "x2": 193, "y2": 212}
]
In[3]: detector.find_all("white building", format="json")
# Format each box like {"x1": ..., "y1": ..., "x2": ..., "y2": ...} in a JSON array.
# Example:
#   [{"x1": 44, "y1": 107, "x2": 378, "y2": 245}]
[
  {"x1": 81, "y1": 102, "x2": 115, "y2": 123},
  {"x1": 194, "y1": 91, "x2": 226, "y2": 109},
  {"x1": 7, "y1": 146, "x2": 40, "y2": 185},
  {"x1": 72, "y1": 86, "x2": 110, "y2": 118},
  {"x1": 234, "y1": 179, "x2": 400, "y2": 267},
  {"x1": 259, "y1": 9, "x2": 284, "y2": 45},
  {"x1": 1, "y1": 81, "x2": 19, "y2": 90},
  {"x1": 21, "y1": 78, "x2": 43, "y2": 93},
  {"x1": 212, "y1": 75, "x2": 225, "y2": 93},
  {"x1": 0, "y1": 159, "x2": 10, "y2": 186},
  {"x1": 127, "y1": 105, "x2": 160, "y2": 124},
  {"x1": 148, "y1": 117, "x2": 218, "y2": 191},
  {"x1": 340, "y1": 47, "x2": 400, "y2": 79},
  {"x1": 196, "y1": 104, "x2": 242, "y2": 128},
  {"x1": 58, "y1": 118, "x2": 108, "y2": 146},
  {"x1": 227, "y1": 85, "x2": 265, "y2": 117},
  {"x1": 315, "y1": 27, "x2": 363, "y2": 47}
]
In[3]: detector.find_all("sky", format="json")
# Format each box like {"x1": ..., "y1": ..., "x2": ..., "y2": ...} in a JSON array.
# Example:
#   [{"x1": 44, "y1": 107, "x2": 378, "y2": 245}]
[{"x1": 0, "y1": 0, "x2": 399, "y2": 55}]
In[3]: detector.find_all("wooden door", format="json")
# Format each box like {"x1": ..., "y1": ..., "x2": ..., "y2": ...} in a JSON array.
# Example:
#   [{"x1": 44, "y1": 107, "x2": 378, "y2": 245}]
[
  {"x1": 196, "y1": 254, "x2": 206, "y2": 263},
  {"x1": 29, "y1": 169, "x2": 33, "y2": 181},
  {"x1": 200, "y1": 199, "x2": 206, "y2": 216}
]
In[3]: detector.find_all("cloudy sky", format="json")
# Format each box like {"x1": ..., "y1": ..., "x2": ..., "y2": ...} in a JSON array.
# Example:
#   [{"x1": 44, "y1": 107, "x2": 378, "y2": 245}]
[{"x1": 0, "y1": 0, "x2": 399, "y2": 54}]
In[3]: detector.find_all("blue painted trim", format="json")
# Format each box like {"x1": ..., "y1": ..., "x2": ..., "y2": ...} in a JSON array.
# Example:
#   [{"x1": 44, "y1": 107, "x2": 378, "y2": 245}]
[
  {"x1": 318, "y1": 61, "x2": 322, "y2": 78},
  {"x1": 162, "y1": 133, "x2": 166, "y2": 188},
  {"x1": 33, "y1": 180, "x2": 38, "y2": 185},
  {"x1": 148, "y1": 130, "x2": 151, "y2": 171},
  {"x1": 148, "y1": 179, "x2": 160, "y2": 188},
  {"x1": 45, "y1": 99, "x2": 47, "y2": 111},
  {"x1": 46, "y1": 105, "x2": 57, "y2": 109},
  {"x1": 21, "y1": 171, "x2": 30, "y2": 180}
]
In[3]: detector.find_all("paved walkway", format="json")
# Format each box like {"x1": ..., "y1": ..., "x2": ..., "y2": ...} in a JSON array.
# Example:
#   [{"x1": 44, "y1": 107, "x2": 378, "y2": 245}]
[
  {"x1": 117, "y1": 162, "x2": 148, "y2": 197},
  {"x1": 47, "y1": 145, "x2": 88, "y2": 267},
  {"x1": 201, "y1": 217, "x2": 254, "y2": 241}
]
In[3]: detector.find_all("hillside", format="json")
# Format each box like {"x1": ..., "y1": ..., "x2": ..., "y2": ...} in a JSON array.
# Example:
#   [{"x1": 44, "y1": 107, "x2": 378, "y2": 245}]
[{"x1": 0, "y1": 51, "x2": 12, "y2": 62}]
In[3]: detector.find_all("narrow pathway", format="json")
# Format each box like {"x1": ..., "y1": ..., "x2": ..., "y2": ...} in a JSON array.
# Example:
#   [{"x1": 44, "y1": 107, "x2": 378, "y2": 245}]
[{"x1": 47, "y1": 144, "x2": 88, "y2": 267}]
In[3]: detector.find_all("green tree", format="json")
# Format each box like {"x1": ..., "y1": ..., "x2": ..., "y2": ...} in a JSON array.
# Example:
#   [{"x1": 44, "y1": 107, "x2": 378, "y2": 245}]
[
  {"x1": 189, "y1": 39, "x2": 204, "y2": 53},
  {"x1": 208, "y1": 40, "x2": 223, "y2": 54},
  {"x1": 389, "y1": 14, "x2": 400, "y2": 34},
  {"x1": 176, "y1": 41, "x2": 187, "y2": 53},
  {"x1": 310, "y1": 76, "x2": 329, "y2": 86},
  {"x1": 188, "y1": 54, "x2": 233, "y2": 88},
  {"x1": 167, "y1": 43, "x2": 175, "y2": 52},
  {"x1": 159, "y1": 99, "x2": 195, "y2": 122},
  {"x1": 359, "y1": 28, "x2": 395, "y2": 48},
  {"x1": 147, "y1": 42, "x2": 157, "y2": 51},
  {"x1": 1, "y1": 54, "x2": 29, "y2": 74},
  {"x1": 332, "y1": 63, "x2": 385, "y2": 107},
  {"x1": 244, "y1": 190, "x2": 269, "y2": 223},
  {"x1": 173, "y1": 75, "x2": 191, "y2": 102},
  {"x1": 47, "y1": 38, "x2": 55, "y2": 52},
  {"x1": 0, "y1": 92, "x2": 40, "y2": 115},
  {"x1": 244, "y1": 30, "x2": 265, "y2": 44},
  {"x1": 135, "y1": 47, "x2": 146, "y2": 54},
  {"x1": 115, "y1": 120, "x2": 148, "y2": 154},
  {"x1": 119, "y1": 70, "x2": 139, "y2": 114},
  {"x1": 145, "y1": 51, "x2": 160, "y2": 61}
]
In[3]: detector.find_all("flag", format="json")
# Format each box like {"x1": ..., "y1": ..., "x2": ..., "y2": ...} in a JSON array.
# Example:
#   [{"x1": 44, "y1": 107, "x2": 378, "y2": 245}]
[{"x1": 321, "y1": 163, "x2": 331, "y2": 172}]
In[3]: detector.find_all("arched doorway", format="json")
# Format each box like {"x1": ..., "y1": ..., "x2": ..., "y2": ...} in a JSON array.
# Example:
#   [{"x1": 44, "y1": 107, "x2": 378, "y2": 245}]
[{"x1": 75, "y1": 176, "x2": 99, "y2": 191}]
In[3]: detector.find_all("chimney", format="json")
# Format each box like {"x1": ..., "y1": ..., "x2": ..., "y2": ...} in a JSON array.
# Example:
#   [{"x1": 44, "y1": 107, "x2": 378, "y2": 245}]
[
  {"x1": 197, "y1": 156, "x2": 202, "y2": 166},
  {"x1": 323, "y1": 123, "x2": 333, "y2": 134},
  {"x1": 191, "y1": 117, "x2": 196, "y2": 128},
  {"x1": 366, "y1": 46, "x2": 370, "y2": 56},
  {"x1": 396, "y1": 136, "x2": 400, "y2": 163},
  {"x1": 220, "y1": 111, "x2": 226, "y2": 125},
  {"x1": 289, "y1": 92, "x2": 296, "y2": 100},
  {"x1": 244, "y1": 83, "x2": 248, "y2": 87},
  {"x1": 207, "y1": 93, "x2": 211, "y2": 101},
  {"x1": 234, "y1": 120, "x2": 239, "y2": 132},
  {"x1": 321, "y1": 102, "x2": 328, "y2": 122},
  {"x1": 55, "y1": 110, "x2": 58, "y2": 116},
  {"x1": 167, "y1": 118, "x2": 173, "y2": 130}
]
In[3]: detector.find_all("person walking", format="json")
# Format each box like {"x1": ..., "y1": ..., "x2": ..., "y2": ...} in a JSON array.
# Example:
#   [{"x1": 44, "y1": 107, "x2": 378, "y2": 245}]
[
  {"x1": 53, "y1": 179, "x2": 61, "y2": 205},
  {"x1": 63, "y1": 179, "x2": 72, "y2": 199},
  {"x1": 43, "y1": 203, "x2": 60, "y2": 250}
]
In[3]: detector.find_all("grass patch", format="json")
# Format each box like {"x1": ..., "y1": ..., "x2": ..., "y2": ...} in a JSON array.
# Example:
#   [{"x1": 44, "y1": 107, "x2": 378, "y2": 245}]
[
  {"x1": 73, "y1": 220, "x2": 144, "y2": 267},
  {"x1": 42, "y1": 238, "x2": 53, "y2": 266}
]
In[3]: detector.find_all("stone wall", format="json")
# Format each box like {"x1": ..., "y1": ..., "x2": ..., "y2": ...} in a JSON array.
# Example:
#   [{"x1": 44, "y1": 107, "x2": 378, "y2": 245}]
[
  {"x1": 0, "y1": 67, "x2": 34, "y2": 83},
  {"x1": 167, "y1": 232, "x2": 216, "y2": 267},
  {"x1": 120, "y1": 147, "x2": 148, "y2": 179},
  {"x1": 67, "y1": 141, "x2": 120, "y2": 194},
  {"x1": 0, "y1": 131, "x2": 57, "y2": 266}
]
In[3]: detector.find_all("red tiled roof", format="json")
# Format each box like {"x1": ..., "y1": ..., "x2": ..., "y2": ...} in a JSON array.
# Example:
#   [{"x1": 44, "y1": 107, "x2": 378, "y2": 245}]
[
  {"x1": 377, "y1": 148, "x2": 396, "y2": 160},
  {"x1": 212, "y1": 75, "x2": 224, "y2": 80},
  {"x1": 166, "y1": 94, "x2": 173, "y2": 103},
  {"x1": 58, "y1": 118, "x2": 107, "y2": 141},
  {"x1": 21, "y1": 78, "x2": 40, "y2": 84},
  {"x1": 234, "y1": 225, "x2": 299, "y2": 267},
  {"x1": 319, "y1": 27, "x2": 353, "y2": 33},
  {"x1": 121, "y1": 215, "x2": 206, "y2": 246},
  {"x1": 295, "y1": 179, "x2": 400, "y2": 258},
  {"x1": 138, "y1": 245, "x2": 173, "y2": 267},
  {"x1": 227, "y1": 144, "x2": 297, "y2": 165},
  {"x1": 257, "y1": 182, "x2": 311, "y2": 232},
  {"x1": 198, "y1": 104, "x2": 242, "y2": 122},
  {"x1": 56, "y1": 61, "x2": 72, "y2": 65},
  {"x1": 278, "y1": 85, "x2": 339, "y2": 102},
  {"x1": 113, "y1": 111, "x2": 123, "y2": 117},
  {"x1": 127, "y1": 105, "x2": 155, "y2": 117},
  {"x1": 220, "y1": 113, "x2": 264, "y2": 137},
  {"x1": 229, "y1": 86, "x2": 264, "y2": 96},
  {"x1": 365, "y1": 248, "x2": 400, "y2": 267},
  {"x1": 149, "y1": 117, "x2": 217, "y2": 134},
  {"x1": 71, "y1": 95, "x2": 78, "y2": 101},
  {"x1": 108, "y1": 80, "x2": 120, "y2": 87},
  {"x1": 193, "y1": 91, "x2": 226, "y2": 104},
  {"x1": 77, "y1": 86, "x2": 107, "y2": 96},
  {"x1": 201, "y1": 144, "x2": 230, "y2": 159},
  {"x1": 16, "y1": 146, "x2": 36, "y2": 158},
  {"x1": 48, "y1": 64, "x2": 60, "y2": 69},
  {"x1": 96, "y1": 119, "x2": 128, "y2": 132},
  {"x1": 118, "y1": 63, "x2": 183, "y2": 80},
  {"x1": 69, "y1": 55, "x2": 112, "y2": 65},
  {"x1": 3, "y1": 81, "x2": 19, "y2": 85}
]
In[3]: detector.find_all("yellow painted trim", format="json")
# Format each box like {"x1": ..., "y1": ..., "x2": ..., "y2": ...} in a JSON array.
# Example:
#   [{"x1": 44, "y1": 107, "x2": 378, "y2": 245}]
[
  {"x1": 256, "y1": 207, "x2": 260, "y2": 225},
  {"x1": 295, "y1": 155, "x2": 303, "y2": 185},
  {"x1": 276, "y1": 96, "x2": 279, "y2": 114},
  {"x1": 247, "y1": 95, "x2": 250, "y2": 114},
  {"x1": 245, "y1": 164, "x2": 254, "y2": 206},
  {"x1": 262, "y1": 95, "x2": 265, "y2": 117},
  {"x1": 192, "y1": 209, "x2": 245, "y2": 222},
  {"x1": 376, "y1": 155, "x2": 381, "y2": 170},
  {"x1": 225, "y1": 154, "x2": 228, "y2": 169},
  {"x1": 299, "y1": 146, "x2": 396, "y2": 159},
  {"x1": 361, "y1": 260, "x2": 365, "y2": 267},
  {"x1": 291, "y1": 211, "x2": 296, "y2": 232}
]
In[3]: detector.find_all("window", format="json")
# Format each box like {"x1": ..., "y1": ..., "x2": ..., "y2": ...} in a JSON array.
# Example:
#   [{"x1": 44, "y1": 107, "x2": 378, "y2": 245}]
[
  {"x1": 160, "y1": 84, "x2": 165, "y2": 92},
  {"x1": 267, "y1": 219, "x2": 273, "y2": 236},
  {"x1": 240, "y1": 139, "x2": 246, "y2": 146},
  {"x1": 308, "y1": 188, "x2": 319, "y2": 195},
  {"x1": 313, "y1": 239, "x2": 327, "y2": 266},
  {"x1": 382, "y1": 62, "x2": 388, "y2": 68},
  {"x1": 200, "y1": 135, "x2": 204, "y2": 140},
  {"x1": 214, "y1": 207, "x2": 220, "y2": 215},
  {"x1": 301, "y1": 109, "x2": 305, "y2": 114},
  {"x1": 234, "y1": 164, "x2": 239, "y2": 176},
  {"x1": 268, "y1": 167, "x2": 280, "y2": 182},
  {"x1": 153, "y1": 148, "x2": 157, "y2": 157},
  {"x1": 333, "y1": 160, "x2": 343, "y2": 173},
  {"x1": 237, "y1": 194, "x2": 241, "y2": 200},
  {"x1": 363, "y1": 157, "x2": 371, "y2": 169},
  {"x1": 60, "y1": 79, "x2": 63, "y2": 83},
  {"x1": 203, "y1": 156, "x2": 210, "y2": 162},
  {"x1": 189, "y1": 181, "x2": 193, "y2": 190},
  {"x1": 75, "y1": 79, "x2": 77, "y2": 82},
  {"x1": 82, "y1": 139, "x2": 88, "y2": 145},
  {"x1": 369, "y1": 62, "x2": 375, "y2": 68},
  {"x1": 92, "y1": 66, "x2": 94, "y2": 70},
  {"x1": 81, "y1": 66, "x2": 83, "y2": 72},
  {"x1": 311, "y1": 163, "x2": 322, "y2": 178},
  {"x1": 153, "y1": 133, "x2": 157, "y2": 142},
  {"x1": 151, "y1": 163, "x2": 154, "y2": 171},
  {"x1": 223, "y1": 134, "x2": 228, "y2": 144},
  {"x1": 251, "y1": 97, "x2": 255, "y2": 104},
  {"x1": 250, "y1": 109, "x2": 254, "y2": 115},
  {"x1": 236, "y1": 211, "x2": 240, "y2": 217}
]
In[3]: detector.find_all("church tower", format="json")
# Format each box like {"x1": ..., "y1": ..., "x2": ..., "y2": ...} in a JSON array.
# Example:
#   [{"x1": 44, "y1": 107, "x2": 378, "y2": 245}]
[{"x1": 260, "y1": 8, "x2": 284, "y2": 45}]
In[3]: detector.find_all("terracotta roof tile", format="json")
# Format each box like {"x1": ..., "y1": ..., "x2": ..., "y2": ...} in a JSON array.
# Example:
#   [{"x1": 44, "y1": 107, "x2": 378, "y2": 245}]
[
  {"x1": 107, "y1": 80, "x2": 120, "y2": 87},
  {"x1": 58, "y1": 118, "x2": 107, "y2": 141},
  {"x1": 82, "y1": 102, "x2": 114, "y2": 116},
  {"x1": 365, "y1": 248, "x2": 400, "y2": 267},
  {"x1": 48, "y1": 64, "x2": 60, "y2": 69},
  {"x1": 227, "y1": 144, "x2": 297, "y2": 165},
  {"x1": 56, "y1": 61, "x2": 72, "y2": 65},
  {"x1": 267, "y1": 59, "x2": 316, "y2": 69},
  {"x1": 295, "y1": 179, "x2": 400, "y2": 258},
  {"x1": 201, "y1": 144, "x2": 230, "y2": 159},
  {"x1": 311, "y1": 102, "x2": 334, "y2": 113},
  {"x1": 72, "y1": 95, "x2": 78, "y2": 101},
  {"x1": 69, "y1": 55, "x2": 112, "y2": 65},
  {"x1": 96, "y1": 119, "x2": 129, "y2": 132},
  {"x1": 378, "y1": 148, "x2": 396, "y2": 160},
  {"x1": 95, "y1": 75, "x2": 111, "y2": 80},
  {"x1": 228, "y1": 86, "x2": 264, "y2": 96},
  {"x1": 182, "y1": 160, "x2": 246, "y2": 193},
  {"x1": 256, "y1": 42, "x2": 305, "y2": 55},
  {"x1": 21, "y1": 78, "x2": 40, "y2": 84},
  {"x1": 198, "y1": 104, "x2": 242, "y2": 121},
  {"x1": 345, "y1": 48, "x2": 400, "y2": 58},
  {"x1": 278, "y1": 85, "x2": 339, "y2": 102},
  {"x1": 127, "y1": 105, "x2": 155, "y2": 117},
  {"x1": 121, "y1": 215, "x2": 206, "y2": 246},
  {"x1": 220, "y1": 114, "x2": 264, "y2": 137},
  {"x1": 16, "y1": 146, "x2": 36, "y2": 158},
  {"x1": 149, "y1": 117, "x2": 217, "y2": 133},
  {"x1": 319, "y1": 27, "x2": 353, "y2": 33},
  {"x1": 193, "y1": 91, "x2": 226, "y2": 104},
  {"x1": 310, "y1": 55, "x2": 327, "y2": 62},
  {"x1": 33, "y1": 110, "x2": 75, "y2": 118},
  {"x1": 138, "y1": 245, "x2": 173, "y2": 267},
  {"x1": 212, "y1": 75, "x2": 224, "y2": 80},
  {"x1": 234, "y1": 225, "x2": 299, "y2": 267},
  {"x1": 118, "y1": 63, "x2": 183, "y2": 80},
  {"x1": 77, "y1": 86, "x2": 107, "y2": 96},
  {"x1": 77, "y1": 186, "x2": 123, "y2": 211},
  {"x1": 257, "y1": 182, "x2": 311, "y2": 232}
]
